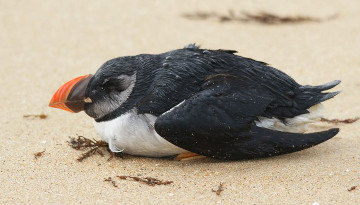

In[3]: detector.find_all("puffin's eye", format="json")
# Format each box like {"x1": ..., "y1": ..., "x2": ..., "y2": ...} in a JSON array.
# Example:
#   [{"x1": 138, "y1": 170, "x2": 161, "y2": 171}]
[{"x1": 102, "y1": 77, "x2": 128, "y2": 92}]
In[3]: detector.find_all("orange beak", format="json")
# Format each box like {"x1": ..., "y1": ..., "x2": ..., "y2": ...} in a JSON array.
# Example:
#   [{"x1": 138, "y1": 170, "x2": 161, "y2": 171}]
[{"x1": 49, "y1": 74, "x2": 93, "y2": 113}]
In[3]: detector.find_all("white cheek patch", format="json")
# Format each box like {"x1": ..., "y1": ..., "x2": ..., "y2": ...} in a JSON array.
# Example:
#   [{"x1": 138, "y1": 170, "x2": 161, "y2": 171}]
[{"x1": 93, "y1": 73, "x2": 136, "y2": 119}]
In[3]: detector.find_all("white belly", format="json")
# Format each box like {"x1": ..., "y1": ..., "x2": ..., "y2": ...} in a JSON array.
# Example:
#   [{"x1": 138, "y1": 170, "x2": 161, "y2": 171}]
[
  {"x1": 255, "y1": 104, "x2": 324, "y2": 133},
  {"x1": 93, "y1": 109, "x2": 187, "y2": 157}
]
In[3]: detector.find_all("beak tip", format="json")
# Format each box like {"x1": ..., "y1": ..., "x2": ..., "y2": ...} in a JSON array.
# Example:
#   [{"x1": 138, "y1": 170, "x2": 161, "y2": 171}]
[{"x1": 48, "y1": 74, "x2": 92, "y2": 113}]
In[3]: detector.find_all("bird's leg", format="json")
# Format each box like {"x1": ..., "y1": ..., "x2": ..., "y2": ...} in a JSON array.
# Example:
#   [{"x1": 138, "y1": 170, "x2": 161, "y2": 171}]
[{"x1": 174, "y1": 152, "x2": 205, "y2": 161}]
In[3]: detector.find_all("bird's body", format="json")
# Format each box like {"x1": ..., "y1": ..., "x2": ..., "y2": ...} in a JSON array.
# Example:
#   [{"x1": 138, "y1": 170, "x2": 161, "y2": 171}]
[{"x1": 49, "y1": 44, "x2": 340, "y2": 160}]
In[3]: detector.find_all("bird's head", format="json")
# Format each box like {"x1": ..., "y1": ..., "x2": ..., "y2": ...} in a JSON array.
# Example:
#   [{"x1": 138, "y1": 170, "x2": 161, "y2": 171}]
[{"x1": 49, "y1": 59, "x2": 137, "y2": 119}]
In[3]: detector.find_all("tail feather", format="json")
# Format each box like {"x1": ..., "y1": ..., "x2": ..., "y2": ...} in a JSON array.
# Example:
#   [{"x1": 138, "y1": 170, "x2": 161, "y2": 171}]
[
  {"x1": 319, "y1": 91, "x2": 341, "y2": 102},
  {"x1": 296, "y1": 80, "x2": 341, "y2": 109},
  {"x1": 300, "y1": 80, "x2": 341, "y2": 92}
]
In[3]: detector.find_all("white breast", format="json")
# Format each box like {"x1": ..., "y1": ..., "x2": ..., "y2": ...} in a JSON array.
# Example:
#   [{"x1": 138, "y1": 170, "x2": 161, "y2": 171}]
[{"x1": 93, "y1": 109, "x2": 187, "y2": 157}]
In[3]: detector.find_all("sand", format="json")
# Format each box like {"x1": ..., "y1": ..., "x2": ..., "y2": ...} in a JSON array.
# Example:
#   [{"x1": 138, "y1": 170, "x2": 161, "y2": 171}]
[{"x1": 0, "y1": 0, "x2": 359, "y2": 204}]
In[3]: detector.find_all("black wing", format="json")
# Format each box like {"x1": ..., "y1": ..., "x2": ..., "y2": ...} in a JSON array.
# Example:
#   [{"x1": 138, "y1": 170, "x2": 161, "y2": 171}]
[
  {"x1": 154, "y1": 75, "x2": 339, "y2": 160},
  {"x1": 136, "y1": 48, "x2": 339, "y2": 119}
]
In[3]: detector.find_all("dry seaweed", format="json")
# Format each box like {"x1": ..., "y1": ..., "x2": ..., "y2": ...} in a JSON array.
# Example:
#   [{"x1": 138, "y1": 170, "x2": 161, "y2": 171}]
[
  {"x1": 77, "y1": 147, "x2": 105, "y2": 162},
  {"x1": 321, "y1": 117, "x2": 359, "y2": 124},
  {"x1": 240, "y1": 12, "x2": 322, "y2": 24},
  {"x1": 182, "y1": 10, "x2": 336, "y2": 25},
  {"x1": 117, "y1": 175, "x2": 173, "y2": 186},
  {"x1": 212, "y1": 183, "x2": 225, "y2": 195},
  {"x1": 23, "y1": 114, "x2": 48, "y2": 119},
  {"x1": 104, "y1": 177, "x2": 118, "y2": 188},
  {"x1": 34, "y1": 150, "x2": 45, "y2": 159},
  {"x1": 68, "y1": 136, "x2": 108, "y2": 162},
  {"x1": 69, "y1": 136, "x2": 108, "y2": 150},
  {"x1": 348, "y1": 186, "x2": 357, "y2": 192}
]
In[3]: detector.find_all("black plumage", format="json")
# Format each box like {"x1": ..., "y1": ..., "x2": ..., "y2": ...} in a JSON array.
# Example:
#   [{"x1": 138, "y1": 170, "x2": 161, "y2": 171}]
[{"x1": 83, "y1": 45, "x2": 340, "y2": 160}]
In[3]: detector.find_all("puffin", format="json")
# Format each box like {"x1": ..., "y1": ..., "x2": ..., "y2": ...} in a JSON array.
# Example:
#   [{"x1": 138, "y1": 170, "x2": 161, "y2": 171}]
[{"x1": 49, "y1": 44, "x2": 340, "y2": 160}]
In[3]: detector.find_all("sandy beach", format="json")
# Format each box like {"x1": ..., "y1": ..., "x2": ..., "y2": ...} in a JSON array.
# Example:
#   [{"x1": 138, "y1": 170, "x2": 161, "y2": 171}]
[{"x1": 0, "y1": 0, "x2": 359, "y2": 204}]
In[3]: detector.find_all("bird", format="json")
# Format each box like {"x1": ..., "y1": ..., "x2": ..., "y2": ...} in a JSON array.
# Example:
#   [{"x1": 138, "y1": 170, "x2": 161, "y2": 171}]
[{"x1": 49, "y1": 44, "x2": 341, "y2": 160}]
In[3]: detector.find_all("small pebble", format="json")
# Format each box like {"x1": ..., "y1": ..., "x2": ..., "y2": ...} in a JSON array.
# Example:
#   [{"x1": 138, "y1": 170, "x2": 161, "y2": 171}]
[{"x1": 168, "y1": 193, "x2": 174, "y2": 196}]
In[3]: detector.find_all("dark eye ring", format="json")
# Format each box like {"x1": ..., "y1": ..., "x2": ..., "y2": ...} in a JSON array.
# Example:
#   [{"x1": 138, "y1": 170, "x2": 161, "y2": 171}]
[{"x1": 102, "y1": 77, "x2": 127, "y2": 92}]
